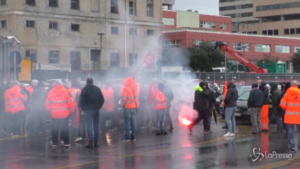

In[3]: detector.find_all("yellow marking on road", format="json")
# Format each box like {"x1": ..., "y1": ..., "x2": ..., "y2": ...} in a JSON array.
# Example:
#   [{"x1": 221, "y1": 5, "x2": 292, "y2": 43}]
[
  {"x1": 52, "y1": 134, "x2": 246, "y2": 169},
  {"x1": 0, "y1": 135, "x2": 26, "y2": 141},
  {"x1": 254, "y1": 156, "x2": 300, "y2": 169}
]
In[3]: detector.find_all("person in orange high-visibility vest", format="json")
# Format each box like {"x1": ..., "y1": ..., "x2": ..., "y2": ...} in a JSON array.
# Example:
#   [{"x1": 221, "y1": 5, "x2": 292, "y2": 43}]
[
  {"x1": 122, "y1": 77, "x2": 138, "y2": 141},
  {"x1": 221, "y1": 81, "x2": 228, "y2": 129},
  {"x1": 280, "y1": 80, "x2": 300, "y2": 152},
  {"x1": 258, "y1": 80, "x2": 269, "y2": 131},
  {"x1": 154, "y1": 83, "x2": 167, "y2": 135},
  {"x1": 5, "y1": 81, "x2": 27, "y2": 136},
  {"x1": 45, "y1": 80, "x2": 75, "y2": 149},
  {"x1": 65, "y1": 80, "x2": 79, "y2": 128}
]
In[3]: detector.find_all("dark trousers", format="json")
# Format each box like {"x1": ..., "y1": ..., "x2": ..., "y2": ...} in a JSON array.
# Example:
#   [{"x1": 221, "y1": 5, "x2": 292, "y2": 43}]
[
  {"x1": 165, "y1": 102, "x2": 173, "y2": 128},
  {"x1": 100, "y1": 111, "x2": 118, "y2": 131},
  {"x1": 190, "y1": 109, "x2": 209, "y2": 131},
  {"x1": 84, "y1": 110, "x2": 99, "y2": 145},
  {"x1": 31, "y1": 110, "x2": 46, "y2": 134},
  {"x1": 52, "y1": 116, "x2": 70, "y2": 145},
  {"x1": 77, "y1": 112, "x2": 85, "y2": 138},
  {"x1": 1, "y1": 112, "x2": 10, "y2": 132},
  {"x1": 10, "y1": 111, "x2": 23, "y2": 135}
]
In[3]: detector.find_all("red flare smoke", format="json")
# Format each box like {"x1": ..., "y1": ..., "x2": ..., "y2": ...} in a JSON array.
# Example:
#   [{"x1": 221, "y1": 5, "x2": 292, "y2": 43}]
[{"x1": 178, "y1": 104, "x2": 196, "y2": 126}]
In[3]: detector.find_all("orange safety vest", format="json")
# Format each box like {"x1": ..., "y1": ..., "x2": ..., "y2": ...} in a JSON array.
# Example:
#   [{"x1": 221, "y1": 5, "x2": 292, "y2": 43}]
[
  {"x1": 280, "y1": 86, "x2": 300, "y2": 125},
  {"x1": 45, "y1": 85, "x2": 75, "y2": 119},
  {"x1": 222, "y1": 81, "x2": 228, "y2": 106},
  {"x1": 26, "y1": 86, "x2": 33, "y2": 96},
  {"x1": 154, "y1": 91, "x2": 166, "y2": 110},
  {"x1": 106, "y1": 87, "x2": 114, "y2": 112},
  {"x1": 122, "y1": 77, "x2": 138, "y2": 109},
  {"x1": 4, "y1": 90, "x2": 10, "y2": 113},
  {"x1": 6, "y1": 85, "x2": 27, "y2": 114}
]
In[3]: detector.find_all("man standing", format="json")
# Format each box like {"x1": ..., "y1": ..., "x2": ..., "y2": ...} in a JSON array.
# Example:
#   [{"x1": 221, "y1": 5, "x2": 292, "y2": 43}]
[
  {"x1": 154, "y1": 83, "x2": 167, "y2": 135},
  {"x1": 207, "y1": 82, "x2": 216, "y2": 132},
  {"x1": 270, "y1": 83, "x2": 283, "y2": 133},
  {"x1": 248, "y1": 83, "x2": 264, "y2": 134},
  {"x1": 188, "y1": 82, "x2": 210, "y2": 133},
  {"x1": 223, "y1": 82, "x2": 238, "y2": 137},
  {"x1": 46, "y1": 80, "x2": 74, "y2": 149},
  {"x1": 122, "y1": 77, "x2": 138, "y2": 141},
  {"x1": 78, "y1": 78, "x2": 104, "y2": 148},
  {"x1": 258, "y1": 80, "x2": 270, "y2": 131},
  {"x1": 280, "y1": 80, "x2": 300, "y2": 153},
  {"x1": 162, "y1": 80, "x2": 174, "y2": 132}
]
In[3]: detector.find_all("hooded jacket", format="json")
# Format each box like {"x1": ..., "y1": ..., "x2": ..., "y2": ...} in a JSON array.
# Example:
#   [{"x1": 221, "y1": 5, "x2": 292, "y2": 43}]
[
  {"x1": 270, "y1": 83, "x2": 282, "y2": 114},
  {"x1": 280, "y1": 86, "x2": 300, "y2": 124},
  {"x1": 45, "y1": 85, "x2": 75, "y2": 118},
  {"x1": 248, "y1": 87, "x2": 264, "y2": 108},
  {"x1": 193, "y1": 82, "x2": 210, "y2": 111},
  {"x1": 5, "y1": 85, "x2": 27, "y2": 114},
  {"x1": 79, "y1": 83, "x2": 104, "y2": 112},
  {"x1": 122, "y1": 77, "x2": 138, "y2": 109},
  {"x1": 259, "y1": 82, "x2": 269, "y2": 105},
  {"x1": 224, "y1": 83, "x2": 238, "y2": 107}
]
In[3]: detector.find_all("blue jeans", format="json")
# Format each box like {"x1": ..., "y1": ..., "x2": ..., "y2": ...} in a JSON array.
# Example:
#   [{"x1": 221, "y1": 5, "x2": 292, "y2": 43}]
[
  {"x1": 164, "y1": 102, "x2": 173, "y2": 128},
  {"x1": 124, "y1": 108, "x2": 137, "y2": 140},
  {"x1": 225, "y1": 107, "x2": 237, "y2": 133},
  {"x1": 84, "y1": 110, "x2": 99, "y2": 145},
  {"x1": 77, "y1": 113, "x2": 84, "y2": 137},
  {"x1": 156, "y1": 109, "x2": 166, "y2": 131},
  {"x1": 286, "y1": 124, "x2": 300, "y2": 150}
]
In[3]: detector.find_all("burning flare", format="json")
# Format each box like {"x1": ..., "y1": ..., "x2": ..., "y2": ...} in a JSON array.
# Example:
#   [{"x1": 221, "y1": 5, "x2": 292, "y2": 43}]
[{"x1": 178, "y1": 104, "x2": 197, "y2": 126}]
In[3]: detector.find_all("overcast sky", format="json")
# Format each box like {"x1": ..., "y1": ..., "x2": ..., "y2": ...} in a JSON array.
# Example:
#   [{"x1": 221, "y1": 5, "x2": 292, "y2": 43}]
[{"x1": 173, "y1": 0, "x2": 219, "y2": 15}]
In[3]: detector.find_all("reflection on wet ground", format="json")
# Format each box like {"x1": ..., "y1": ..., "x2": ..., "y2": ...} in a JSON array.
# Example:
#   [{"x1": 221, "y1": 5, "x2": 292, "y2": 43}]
[{"x1": 0, "y1": 119, "x2": 299, "y2": 169}]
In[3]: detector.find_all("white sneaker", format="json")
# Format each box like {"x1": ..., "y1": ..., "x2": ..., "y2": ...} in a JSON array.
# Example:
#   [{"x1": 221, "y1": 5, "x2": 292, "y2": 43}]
[
  {"x1": 74, "y1": 137, "x2": 82, "y2": 142},
  {"x1": 229, "y1": 133, "x2": 235, "y2": 137},
  {"x1": 224, "y1": 132, "x2": 231, "y2": 137}
]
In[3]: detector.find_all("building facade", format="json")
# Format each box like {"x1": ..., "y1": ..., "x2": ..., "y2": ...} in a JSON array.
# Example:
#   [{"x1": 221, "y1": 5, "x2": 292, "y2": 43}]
[
  {"x1": 219, "y1": 0, "x2": 258, "y2": 32},
  {"x1": 239, "y1": 0, "x2": 300, "y2": 37},
  {"x1": 0, "y1": 0, "x2": 163, "y2": 72},
  {"x1": 162, "y1": 29, "x2": 300, "y2": 72},
  {"x1": 162, "y1": 10, "x2": 232, "y2": 32}
]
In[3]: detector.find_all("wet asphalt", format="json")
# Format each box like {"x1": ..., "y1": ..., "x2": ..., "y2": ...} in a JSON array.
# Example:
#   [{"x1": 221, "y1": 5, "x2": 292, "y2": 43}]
[{"x1": 0, "y1": 117, "x2": 299, "y2": 169}]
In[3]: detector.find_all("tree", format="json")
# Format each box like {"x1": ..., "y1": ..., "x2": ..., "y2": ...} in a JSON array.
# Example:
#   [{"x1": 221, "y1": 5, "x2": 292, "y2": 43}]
[
  {"x1": 257, "y1": 54, "x2": 278, "y2": 65},
  {"x1": 291, "y1": 52, "x2": 300, "y2": 73},
  {"x1": 188, "y1": 41, "x2": 224, "y2": 72}
]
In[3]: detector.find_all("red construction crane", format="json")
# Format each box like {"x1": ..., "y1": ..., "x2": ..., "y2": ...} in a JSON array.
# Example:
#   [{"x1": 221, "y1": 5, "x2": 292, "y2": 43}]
[{"x1": 214, "y1": 41, "x2": 268, "y2": 73}]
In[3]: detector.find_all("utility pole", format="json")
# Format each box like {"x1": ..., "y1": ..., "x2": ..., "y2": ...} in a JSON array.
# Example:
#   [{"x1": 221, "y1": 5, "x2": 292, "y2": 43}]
[
  {"x1": 133, "y1": 0, "x2": 136, "y2": 65},
  {"x1": 224, "y1": 50, "x2": 227, "y2": 81}
]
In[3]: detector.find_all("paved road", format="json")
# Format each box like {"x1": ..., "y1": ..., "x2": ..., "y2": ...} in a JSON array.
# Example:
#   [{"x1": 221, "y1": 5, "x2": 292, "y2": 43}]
[{"x1": 0, "y1": 119, "x2": 299, "y2": 169}]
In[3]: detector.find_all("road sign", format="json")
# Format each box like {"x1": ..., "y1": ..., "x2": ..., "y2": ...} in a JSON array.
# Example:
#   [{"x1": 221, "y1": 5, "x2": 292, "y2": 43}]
[{"x1": 9, "y1": 51, "x2": 22, "y2": 67}]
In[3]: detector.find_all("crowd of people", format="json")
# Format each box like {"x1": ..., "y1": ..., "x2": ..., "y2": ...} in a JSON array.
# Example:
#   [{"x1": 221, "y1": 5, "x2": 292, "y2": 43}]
[{"x1": 0, "y1": 76, "x2": 174, "y2": 149}]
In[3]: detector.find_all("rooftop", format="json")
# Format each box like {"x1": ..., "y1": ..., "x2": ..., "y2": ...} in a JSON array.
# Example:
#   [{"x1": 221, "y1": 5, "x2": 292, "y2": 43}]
[{"x1": 162, "y1": 9, "x2": 231, "y2": 18}]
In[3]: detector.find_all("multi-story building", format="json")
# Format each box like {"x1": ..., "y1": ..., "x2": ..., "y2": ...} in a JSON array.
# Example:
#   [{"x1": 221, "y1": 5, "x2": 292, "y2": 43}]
[
  {"x1": 162, "y1": 0, "x2": 174, "y2": 10},
  {"x1": 239, "y1": 0, "x2": 300, "y2": 37},
  {"x1": 0, "y1": 0, "x2": 163, "y2": 74},
  {"x1": 219, "y1": 0, "x2": 259, "y2": 32}
]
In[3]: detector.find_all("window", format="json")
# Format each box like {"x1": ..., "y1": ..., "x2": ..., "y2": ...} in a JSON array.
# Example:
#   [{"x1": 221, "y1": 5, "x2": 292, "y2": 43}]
[
  {"x1": 256, "y1": 2, "x2": 300, "y2": 12},
  {"x1": 26, "y1": 20, "x2": 35, "y2": 28},
  {"x1": 147, "y1": 29, "x2": 154, "y2": 36},
  {"x1": 255, "y1": 44, "x2": 271, "y2": 52},
  {"x1": 241, "y1": 12, "x2": 252, "y2": 17},
  {"x1": 193, "y1": 40, "x2": 202, "y2": 45},
  {"x1": 110, "y1": 53, "x2": 120, "y2": 67},
  {"x1": 129, "y1": 53, "x2": 138, "y2": 67},
  {"x1": 284, "y1": 29, "x2": 289, "y2": 35},
  {"x1": 129, "y1": 1, "x2": 136, "y2": 15},
  {"x1": 111, "y1": 27, "x2": 118, "y2": 34},
  {"x1": 163, "y1": 40, "x2": 181, "y2": 48},
  {"x1": 297, "y1": 28, "x2": 300, "y2": 34},
  {"x1": 70, "y1": 51, "x2": 81, "y2": 70},
  {"x1": 241, "y1": 4, "x2": 253, "y2": 9},
  {"x1": 25, "y1": 50, "x2": 37, "y2": 63},
  {"x1": 26, "y1": 0, "x2": 35, "y2": 6},
  {"x1": 290, "y1": 28, "x2": 295, "y2": 34},
  {"x1": 238, "y1": 90, "x2": 250, "y2": 101},
  {"x1": 219, "y1": 23, "x2": 227, "y2": 30},
  {"x1": 252, "y1": 31, "x2": 257, "y2": 34},
  {"x1": 146, "y1": 0, "x2": 154, "y2": 17},
  {"x1": 49, "y1": 0, "x2": 58, "y2": 7},
  {"x1": 200, "y1": 21, "x2": 216, "y2": 29},
  {"x1": 110, "y1": 0, "x2": 118, "y2": 13},
  {"x1": 90, "y1": 49, "x2": 100, "y2": 70},
  {"x1": 274, "y1": 30, "x2": 279, "y2": 35},
  {"x1": 262, "y1": 30, "x2": 267, "y2": 35},
  {"x1": 71, "y1": 0, "x2": 79, "y2": 10},
  {"x1": 233, "y1": 43, "x2": 250, "y2": 51},
  {"x1": 219, "y1": 6, "x2": 235, "y2": 11},
  {"x1": 0, "y1": 0, "x2": 6, "y2": 5},
  {"x1": 71, "y1": 24, "x2": 80, "y2": 31},
  {"x1": 129, "y1": 28, "x2": 137, "y2": 35},
  {"x1": 49, "y1": 21, "x2": 58, "y2": 29},
  {"x1": 294, "y1": 47, "x2": 300, "y2": 53},
  {"x1": 275, "y1": 45, "x2": 290, "y2": 53},
  {"x1": 268, "y1": 30, "x2": 273, "y2": 35},
  {"x1": 48, "y1": 51, "x2": 59, "y2": 64},
  {"x1": 162, "y1": 18, "x2": 175, "y2": 26},
  {"x1": 1, "y1": 20, "x2": 6, "y2": 28}
]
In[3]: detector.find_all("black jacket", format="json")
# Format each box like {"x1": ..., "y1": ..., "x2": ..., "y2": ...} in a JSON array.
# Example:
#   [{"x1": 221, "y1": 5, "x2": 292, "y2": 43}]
[
  {"x1": 193, "y1": 82, "x2": 210, "y2": 111},
  {"x1": 270, "y1": 83, "x2": 282, "y2": 114},
  {"x1": 164, "y1": 85, "x2": 174, "y2": 102},
  {"x1": 259, "y1": 82, "x2": 269, "y2": 105},
  {"x1": 248, "y1": 88, "x2": 264, "y2": 108},
  {"x1": 224, "y1": 83, "x2": 238, "y2": 107},
  {"x1": 78, "y1": 84, "x2": 105, "y2": 112}
]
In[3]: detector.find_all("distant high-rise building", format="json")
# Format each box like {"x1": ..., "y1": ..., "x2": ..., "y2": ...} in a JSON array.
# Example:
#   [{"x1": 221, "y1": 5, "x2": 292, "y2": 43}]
[{"x1": 219, "y1": 0, "x2": 259, "y2": 32}]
